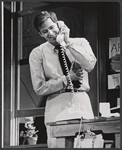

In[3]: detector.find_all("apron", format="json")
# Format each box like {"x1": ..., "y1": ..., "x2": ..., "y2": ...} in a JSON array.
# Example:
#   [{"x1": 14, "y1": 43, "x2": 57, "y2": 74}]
[{"x1": 44, "y1": 91, "x2": 94, "y2": 148}]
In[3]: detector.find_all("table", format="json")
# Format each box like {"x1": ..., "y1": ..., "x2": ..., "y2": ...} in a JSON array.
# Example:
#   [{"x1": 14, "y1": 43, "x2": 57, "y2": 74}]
[{"x1": 48, "y1": 117, "x2": 120, "y2": 148}]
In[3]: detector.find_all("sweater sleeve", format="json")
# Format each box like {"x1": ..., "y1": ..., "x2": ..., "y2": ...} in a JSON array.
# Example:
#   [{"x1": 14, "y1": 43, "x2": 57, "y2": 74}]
[{"x1": 66, "y1": 38, "x2": 97, "y2": 72}]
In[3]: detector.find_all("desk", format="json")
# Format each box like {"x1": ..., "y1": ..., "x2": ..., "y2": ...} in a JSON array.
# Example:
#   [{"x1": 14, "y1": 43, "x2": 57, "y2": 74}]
[{"x1": 48, "y1": 117, "x2": 120, "y2": 148}]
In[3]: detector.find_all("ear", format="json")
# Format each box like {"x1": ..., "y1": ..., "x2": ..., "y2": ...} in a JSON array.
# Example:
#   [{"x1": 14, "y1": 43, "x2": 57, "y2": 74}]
[{"x1": 38, "y1": 32, "x2": 43, "y2": 37}]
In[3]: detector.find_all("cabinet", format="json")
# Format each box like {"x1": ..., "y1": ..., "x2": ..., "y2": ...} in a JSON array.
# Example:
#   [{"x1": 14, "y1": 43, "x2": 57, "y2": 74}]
[
  {"x1": 107, "y1": 37, "x2": 120, "y2": 111},
  {"x1": 107, "y1": 4, "x2": 120, "y2": 111},
  {"x1": 97, "y1": 3, "x2": 120, "y2": 111}
]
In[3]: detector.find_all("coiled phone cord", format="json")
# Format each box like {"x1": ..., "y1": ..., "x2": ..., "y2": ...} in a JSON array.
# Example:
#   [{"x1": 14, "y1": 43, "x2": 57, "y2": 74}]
[{"x1": 60, "y1": 45, "x2": 77, "y2": 104}]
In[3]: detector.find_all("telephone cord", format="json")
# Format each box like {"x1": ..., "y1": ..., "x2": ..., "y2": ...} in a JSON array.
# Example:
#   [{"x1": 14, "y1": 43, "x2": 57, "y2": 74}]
[{"x1": 60, "y1": 45, "x2": 77, "y2": 104}]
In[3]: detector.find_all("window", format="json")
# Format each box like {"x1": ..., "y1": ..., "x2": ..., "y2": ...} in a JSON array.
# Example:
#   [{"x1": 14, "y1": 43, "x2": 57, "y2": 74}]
[{"x1": 2, "y1": 2, "x2": 47, "y2": 147}]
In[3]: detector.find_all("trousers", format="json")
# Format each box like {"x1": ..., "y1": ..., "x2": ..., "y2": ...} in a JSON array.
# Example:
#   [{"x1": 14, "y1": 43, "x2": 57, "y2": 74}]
[{"x1": 44, "y1": 92, "x2": 94, "y2": 148}]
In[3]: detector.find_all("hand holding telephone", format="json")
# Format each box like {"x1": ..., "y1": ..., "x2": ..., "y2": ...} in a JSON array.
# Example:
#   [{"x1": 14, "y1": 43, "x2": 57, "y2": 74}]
[
  {"x1": 56, "y1": 21, "x2": 65, "y2": 44},
  {"x1": 56, "y1": 20, "x2": 70, "y2": 44}
]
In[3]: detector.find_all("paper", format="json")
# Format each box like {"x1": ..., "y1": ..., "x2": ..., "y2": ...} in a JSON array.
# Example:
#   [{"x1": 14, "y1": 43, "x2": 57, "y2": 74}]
[
  {"x1": 99, "y1": 103, "x2": 110, "y2": 116},
  {"x1": 108, "y1": 74, "x2": 120, "y2": 89},
  {"x1": 99, "y1": 103, "x2": 120, "y2": 117}
]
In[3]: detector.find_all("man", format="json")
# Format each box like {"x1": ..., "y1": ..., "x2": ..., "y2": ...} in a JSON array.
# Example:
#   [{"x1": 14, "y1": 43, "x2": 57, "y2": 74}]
[{"x1": 29, "y1": 11, "x2": 97, "y2": 148}]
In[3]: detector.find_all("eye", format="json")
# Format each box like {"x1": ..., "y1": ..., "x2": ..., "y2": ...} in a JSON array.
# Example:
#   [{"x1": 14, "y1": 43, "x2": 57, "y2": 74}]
[
  {"x1": 42, "y1": 29, "x2": 48, "y2": 34},
  {"x1": 50, "y1": 25, "x2": 54, "y2": 30}
]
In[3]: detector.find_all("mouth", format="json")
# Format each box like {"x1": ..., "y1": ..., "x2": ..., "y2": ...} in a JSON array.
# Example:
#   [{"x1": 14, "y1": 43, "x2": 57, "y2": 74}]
[{"x1": 48, "y1": 36, "x2": 56, "y2": 41}]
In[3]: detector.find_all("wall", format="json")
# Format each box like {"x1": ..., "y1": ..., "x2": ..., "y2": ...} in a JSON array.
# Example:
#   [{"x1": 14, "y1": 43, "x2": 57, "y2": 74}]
[{"x1": 4, "y1": 7, "x2": 11, "y2": 146}]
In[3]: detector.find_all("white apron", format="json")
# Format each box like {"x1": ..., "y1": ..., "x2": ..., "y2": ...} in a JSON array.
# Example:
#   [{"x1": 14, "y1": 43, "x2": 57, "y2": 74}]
[{"x1": 44, "y1": 92, "x2": 94, "y2": 148}]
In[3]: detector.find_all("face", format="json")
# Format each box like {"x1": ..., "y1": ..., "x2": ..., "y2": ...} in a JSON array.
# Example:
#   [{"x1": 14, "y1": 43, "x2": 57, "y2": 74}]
[{"x1": 39, "y1": 18, "x2": 59, "y2": 45}]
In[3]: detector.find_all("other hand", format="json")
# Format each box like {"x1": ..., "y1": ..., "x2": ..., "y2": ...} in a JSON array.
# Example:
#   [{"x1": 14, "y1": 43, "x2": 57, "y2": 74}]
[
  {"x1": 75, "y1": 68, "x2": 84, "y2": 80},
  {"x1": 68, "y1": 68, "x2": 84, "y2": 81}
]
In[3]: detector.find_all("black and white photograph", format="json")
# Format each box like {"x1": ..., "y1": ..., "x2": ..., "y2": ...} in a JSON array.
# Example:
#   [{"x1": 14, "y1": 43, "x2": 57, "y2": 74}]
[{"x1": 1, "y1": 1, "x2": 121, "y2": 148}]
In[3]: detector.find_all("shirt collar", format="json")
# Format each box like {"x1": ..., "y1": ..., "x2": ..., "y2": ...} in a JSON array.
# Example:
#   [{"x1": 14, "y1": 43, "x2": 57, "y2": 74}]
[
  {"x1": 47, "y1": 41, "x2": 67, "y2": 53},
  {"x1": 47, "y1": 42, "x2": 55, "y2": 50}
]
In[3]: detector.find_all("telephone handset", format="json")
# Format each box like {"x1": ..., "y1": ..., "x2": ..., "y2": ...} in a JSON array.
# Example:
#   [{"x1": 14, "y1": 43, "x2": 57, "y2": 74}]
[{"x1": 56, "y1": 21, "x2": 65, "y2": 44}]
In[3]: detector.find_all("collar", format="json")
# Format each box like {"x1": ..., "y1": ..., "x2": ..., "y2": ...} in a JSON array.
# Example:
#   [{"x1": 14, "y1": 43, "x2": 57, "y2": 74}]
[
  {"x1": 47, "y1": 42, "x2": 55, "y2": 50},
  {"x1": 47, "y1": 41, "x2": 67, "y2": 53}
]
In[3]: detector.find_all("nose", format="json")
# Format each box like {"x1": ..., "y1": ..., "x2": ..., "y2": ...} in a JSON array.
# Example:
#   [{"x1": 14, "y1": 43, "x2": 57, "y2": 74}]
[{"x1": 48, "y1": 29, "x2": 53, "y2": 36}]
